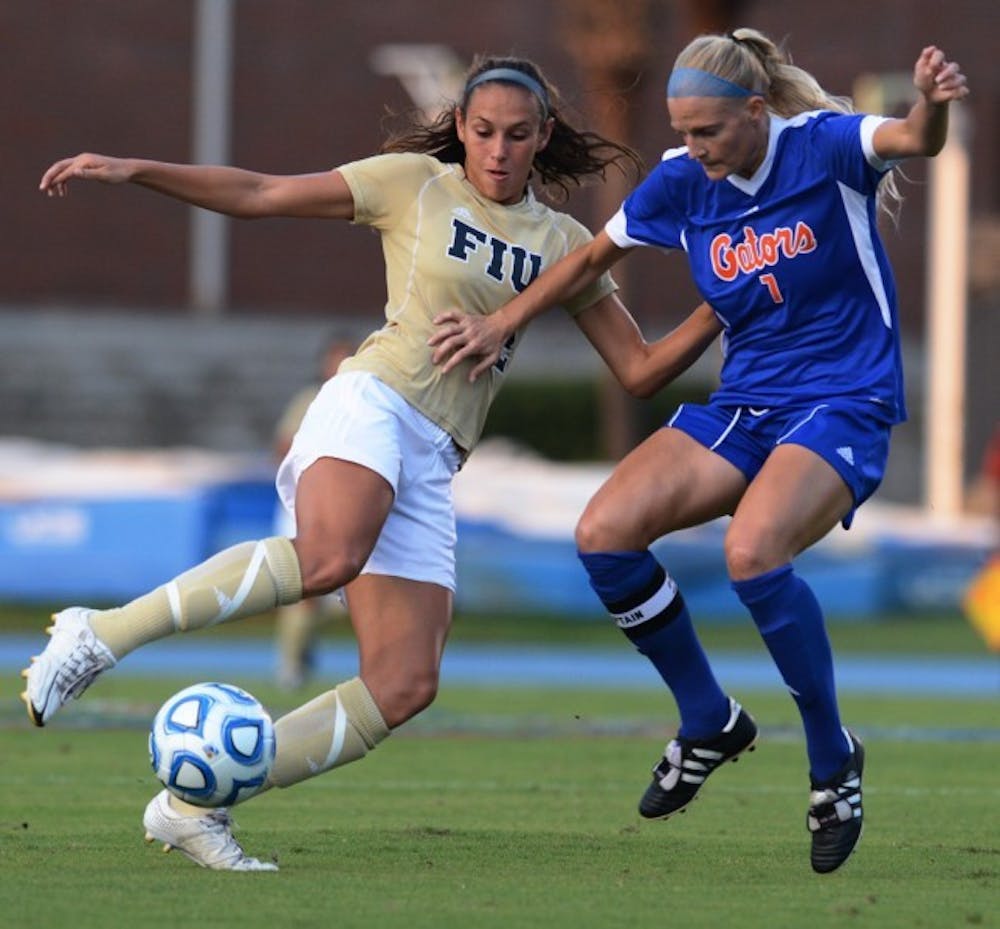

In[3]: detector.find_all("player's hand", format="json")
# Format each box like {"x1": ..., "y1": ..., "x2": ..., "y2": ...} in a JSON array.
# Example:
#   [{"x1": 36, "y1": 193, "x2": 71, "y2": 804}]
[
  {"x1": 429, "y1": 310, "x2": 508, "y2": 382},
  {"x1": 39, "y1": 153, "x2": 134, "y2": 197},
  {"x1": 913, "y1": 47, "x2": 969, "y2": 104}
]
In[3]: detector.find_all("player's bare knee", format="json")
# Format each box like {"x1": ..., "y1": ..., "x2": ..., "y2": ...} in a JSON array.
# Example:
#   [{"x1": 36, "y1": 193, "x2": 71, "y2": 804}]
[
  {"x1": 401, "y1": 670, "x2": 439, "y2": 719},
  {"x1": 575, "y1": 505, "x2": 618, "y2": 552},
  {"x1": 724, "y1": 529, "x2": 777, "y2": 580},
  {"x1": 292, "y1": 542, "x2": 365, "y2": 598},
  {"x1": 377, "y1": 671, "x2": 439, "y2": 727}
]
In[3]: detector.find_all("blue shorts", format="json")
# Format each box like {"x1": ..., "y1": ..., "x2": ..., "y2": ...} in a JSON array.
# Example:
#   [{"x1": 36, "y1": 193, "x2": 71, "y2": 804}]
[{"x1": 667, "y1": 401, "x2": 893, "y2": 528}]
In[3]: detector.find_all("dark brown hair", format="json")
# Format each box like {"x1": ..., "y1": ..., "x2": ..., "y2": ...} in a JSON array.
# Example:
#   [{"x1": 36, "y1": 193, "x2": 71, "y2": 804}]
[{"x1": 380, "y1": 54, "x2": 641, "y2": 202}]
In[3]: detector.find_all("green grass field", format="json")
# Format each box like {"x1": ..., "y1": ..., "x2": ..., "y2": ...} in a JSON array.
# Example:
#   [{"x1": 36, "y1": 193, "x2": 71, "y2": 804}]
[{"x1": 2, "y1": 612, "x2": 997, "y2": 929}]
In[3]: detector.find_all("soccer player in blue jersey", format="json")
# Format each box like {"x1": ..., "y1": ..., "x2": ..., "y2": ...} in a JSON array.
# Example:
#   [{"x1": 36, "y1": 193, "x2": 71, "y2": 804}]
[{"x1": 431, "y1": 29, "x2": 969, "y2": 873}]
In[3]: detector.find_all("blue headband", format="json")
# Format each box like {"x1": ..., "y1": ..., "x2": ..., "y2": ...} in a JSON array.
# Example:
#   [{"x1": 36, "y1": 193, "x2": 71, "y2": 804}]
[
  {"x1": 667, "y1": 67, "x2": 757, "y2": 98},
  {"x1": 465, "y1": 67, "x2": 550, "y2": 115}
]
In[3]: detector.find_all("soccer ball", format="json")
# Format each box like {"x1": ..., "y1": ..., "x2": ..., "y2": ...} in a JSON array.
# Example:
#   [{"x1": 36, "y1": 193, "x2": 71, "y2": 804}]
[{"x1": 149, "y1": 682, "x2": 276, "y2": 808}]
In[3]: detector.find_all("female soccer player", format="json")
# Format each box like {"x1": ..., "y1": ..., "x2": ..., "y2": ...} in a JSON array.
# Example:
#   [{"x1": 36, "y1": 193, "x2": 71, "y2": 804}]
[
  {"x1": 25, "y1": 56, "x2": 720, "y2": 871},
  {"x1": 430, "y1": 32, "x2": 969, "y2": 873}
]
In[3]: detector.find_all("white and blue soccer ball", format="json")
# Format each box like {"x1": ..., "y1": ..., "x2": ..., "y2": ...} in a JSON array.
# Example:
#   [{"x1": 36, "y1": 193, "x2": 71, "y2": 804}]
[{"x1": 149, "y1": 682, "x2": 276, "y2": 808}]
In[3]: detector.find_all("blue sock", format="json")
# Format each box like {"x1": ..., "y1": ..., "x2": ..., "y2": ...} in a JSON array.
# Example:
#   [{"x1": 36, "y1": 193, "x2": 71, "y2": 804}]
[
  {"x1": 579, "y1": 550, "x2": 729, "y2": 740},
  {"x1": 732, "y1": 564, "x2": 849, "y2": 781}
]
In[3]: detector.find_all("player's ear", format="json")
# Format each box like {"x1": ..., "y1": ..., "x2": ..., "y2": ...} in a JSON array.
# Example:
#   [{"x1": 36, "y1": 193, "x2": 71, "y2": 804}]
[
  {"x1": 455, "y1": 106, "x2": 467, "y2": 144},
  {"x1": 745, "y1": 95, "x2": 767, "y2": 121},
  {"x1": 536, "y1": 115, "x2": 554, "y2": 152}
]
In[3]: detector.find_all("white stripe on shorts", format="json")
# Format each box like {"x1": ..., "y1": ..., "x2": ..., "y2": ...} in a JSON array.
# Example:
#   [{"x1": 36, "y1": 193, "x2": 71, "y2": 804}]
[
  {"x1": 776, "y1": 403, "x2": 829, "y2": 444},
  {"x1": 710, "y1": 407, "x2": 743, "y2": 450}
]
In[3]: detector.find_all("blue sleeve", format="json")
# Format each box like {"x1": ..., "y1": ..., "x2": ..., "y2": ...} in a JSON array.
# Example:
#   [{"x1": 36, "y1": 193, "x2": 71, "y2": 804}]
[
  {"x1": 620, "y1": 160, "x2": 686, "y2": 249},
  {"x1": 812, "y1": 113, "x2": 886, "y2": 196}
]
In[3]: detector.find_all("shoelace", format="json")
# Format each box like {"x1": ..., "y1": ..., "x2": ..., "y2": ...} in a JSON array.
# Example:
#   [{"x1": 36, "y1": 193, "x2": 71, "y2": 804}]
[
  {"x1": 56, "y1": 640, "x2": 109, "y2": 699},
  {"x1": 204, "y1": 809, "x2": 233, "y2": 827},
  {"x1": 195, "y1": 810, "x2": 249, "y2": 863}
]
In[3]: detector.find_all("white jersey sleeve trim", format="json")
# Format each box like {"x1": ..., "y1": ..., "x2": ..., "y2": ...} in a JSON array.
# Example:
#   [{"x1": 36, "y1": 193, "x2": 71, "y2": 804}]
[
  {"x1": 661, "y1": 144, "x2": 688, "y2": 162},
  {"x1": 860, "y1": 115, "x2": 897, "y2": 172},
  {"x1": 604, "y1": 206, "x2": 645, "y2": 249}
]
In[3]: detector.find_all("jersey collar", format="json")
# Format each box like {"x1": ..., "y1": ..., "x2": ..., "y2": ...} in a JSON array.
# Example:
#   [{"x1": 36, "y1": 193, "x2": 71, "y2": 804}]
[{"x1": 725, "y1": 114, "x2": 788, "y2": 197}]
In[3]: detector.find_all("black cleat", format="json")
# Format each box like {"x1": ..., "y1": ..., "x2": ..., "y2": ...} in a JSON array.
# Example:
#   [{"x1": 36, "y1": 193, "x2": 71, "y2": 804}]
[
  {"x1": 639, "y1": 697, "x2": 758, "y2": 819},
  {"x1": 807, "y1": 731, "x2": 865, "y2": 874}
]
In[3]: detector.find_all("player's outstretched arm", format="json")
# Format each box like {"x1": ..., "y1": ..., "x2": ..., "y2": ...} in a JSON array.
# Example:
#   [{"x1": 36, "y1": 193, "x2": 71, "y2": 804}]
[
  {"x1": 40, "y1": 153, "x2": 137, "y2": 193},
  {"x1": 872, "y1": 46, "x2": 969, "y2": 161},
  {"x1": 576, "y1": 297, "x2": 721, "y2": 398},
  {"x1": 39, "y1": 153, "x2": 355, "y2": 220}
]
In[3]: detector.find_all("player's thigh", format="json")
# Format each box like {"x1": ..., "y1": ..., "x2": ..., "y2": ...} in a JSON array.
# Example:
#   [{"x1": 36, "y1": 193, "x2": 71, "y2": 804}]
[
  {"x1": 345, "y1": 573, "x2": 452, "y2": 725},
  {"x1": 577, "y1": 426, "x2": 747, "y2": 551},
  {"x1": 292, "y1": 457, "x2": 395, "y2": 593},
  {"x1": 726, "y1": 443, "x2": 853, "y2": 578}
]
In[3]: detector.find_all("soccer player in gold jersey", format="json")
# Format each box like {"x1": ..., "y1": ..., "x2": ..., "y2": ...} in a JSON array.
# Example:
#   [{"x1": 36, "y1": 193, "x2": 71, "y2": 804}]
[{"x1": 28, "y1": 55, "x2": 719, "y2": 870}]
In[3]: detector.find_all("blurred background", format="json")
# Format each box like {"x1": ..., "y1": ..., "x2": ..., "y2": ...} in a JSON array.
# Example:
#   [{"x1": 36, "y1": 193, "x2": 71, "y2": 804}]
[{"x1": 0, "y1": 0, "x2": 996, "y2": 629}]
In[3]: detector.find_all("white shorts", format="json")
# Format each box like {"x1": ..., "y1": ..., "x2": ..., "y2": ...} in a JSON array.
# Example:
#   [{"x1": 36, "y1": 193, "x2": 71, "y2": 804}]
[{"x1": 275, "y1": 372, "x2": 462, "y2": 590}]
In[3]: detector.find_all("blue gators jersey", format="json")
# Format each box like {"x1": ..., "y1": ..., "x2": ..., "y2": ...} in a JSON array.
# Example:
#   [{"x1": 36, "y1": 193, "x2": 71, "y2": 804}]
[{"x1": 606, "y1": 112, "x2": 906, "y2": 423}]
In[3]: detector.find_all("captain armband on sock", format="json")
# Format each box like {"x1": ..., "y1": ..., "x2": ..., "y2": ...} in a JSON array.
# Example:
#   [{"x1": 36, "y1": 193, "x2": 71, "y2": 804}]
[{"x1": 578, "y1": 550, "x2": 684, "y2": 640}]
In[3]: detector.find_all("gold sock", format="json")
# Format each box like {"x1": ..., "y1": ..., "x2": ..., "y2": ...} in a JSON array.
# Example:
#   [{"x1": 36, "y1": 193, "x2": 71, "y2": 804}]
[
  {"x1": 88, "y1": 537, "x2": 302, "y2": 659},
  {"x1": 166, "y1": 794, "x2": 211, "y2": 817},
  {"x1": 267, "y1": 677, "x2": 389, "y2": 788}
]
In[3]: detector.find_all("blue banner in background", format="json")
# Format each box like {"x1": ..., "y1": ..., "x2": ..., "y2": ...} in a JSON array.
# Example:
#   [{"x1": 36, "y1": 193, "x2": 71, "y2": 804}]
[
  {"x1": 0, "y1": 478, "x2": 991, "y2": 619},
  {"x1": 0, "y1": 481, "x2": 275, "y2": 603}
]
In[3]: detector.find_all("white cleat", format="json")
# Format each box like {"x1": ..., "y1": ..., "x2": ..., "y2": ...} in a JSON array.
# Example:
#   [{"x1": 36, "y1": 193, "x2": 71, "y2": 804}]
[
  {"x1": 20, "y1": 607, "x2": 116, "y2": 726},
  {"x1": 142, "y1": 790, "x2": 279, "y2": 872}
]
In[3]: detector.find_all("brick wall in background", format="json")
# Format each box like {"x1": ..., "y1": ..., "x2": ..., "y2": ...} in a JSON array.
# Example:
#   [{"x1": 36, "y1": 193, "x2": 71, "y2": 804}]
[
  {"x1": 2, "y1": 1, "x2": 996, "y2": 502},
  {"x1": 6, "y1": 1, "x2": 997, "y2": 330}
]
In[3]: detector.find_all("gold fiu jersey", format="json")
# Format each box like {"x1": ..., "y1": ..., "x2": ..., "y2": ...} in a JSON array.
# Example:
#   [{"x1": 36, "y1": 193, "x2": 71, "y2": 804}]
[{"x1": 336, "y1": 153, "x2": 616, "y2": 453}]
